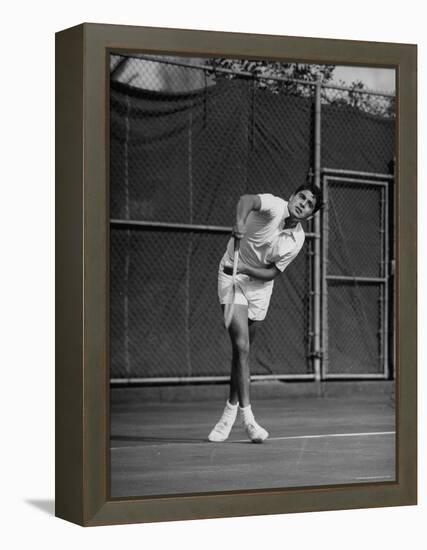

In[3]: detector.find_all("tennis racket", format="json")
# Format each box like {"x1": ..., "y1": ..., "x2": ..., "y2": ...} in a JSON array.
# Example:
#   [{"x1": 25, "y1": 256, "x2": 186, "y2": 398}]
[{"x1": 223, "y1": 238, "x2": 240, "y2": 329}]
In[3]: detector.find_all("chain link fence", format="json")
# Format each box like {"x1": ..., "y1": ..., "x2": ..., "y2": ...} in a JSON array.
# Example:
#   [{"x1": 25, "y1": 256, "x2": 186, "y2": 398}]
[{"x1": 109, "y1": 54, "x2": 395, "y2": 383}]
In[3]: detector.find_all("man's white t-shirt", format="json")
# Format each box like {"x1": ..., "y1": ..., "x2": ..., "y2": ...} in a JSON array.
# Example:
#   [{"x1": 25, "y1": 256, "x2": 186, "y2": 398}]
[{"x1": 224, "y1": 193, "x2": 305, "y2": 273}]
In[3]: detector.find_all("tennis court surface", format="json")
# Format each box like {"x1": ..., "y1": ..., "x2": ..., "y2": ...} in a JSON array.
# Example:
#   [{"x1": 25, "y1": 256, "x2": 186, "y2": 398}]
[{"x1": 110, "y1": 384, "x2": 395, "y2": 498}]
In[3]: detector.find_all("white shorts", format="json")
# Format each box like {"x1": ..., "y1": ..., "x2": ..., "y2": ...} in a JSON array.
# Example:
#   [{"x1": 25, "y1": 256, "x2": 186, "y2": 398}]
[{"x1": 217, "y1": 256, "x2": 274, "y2": 321}]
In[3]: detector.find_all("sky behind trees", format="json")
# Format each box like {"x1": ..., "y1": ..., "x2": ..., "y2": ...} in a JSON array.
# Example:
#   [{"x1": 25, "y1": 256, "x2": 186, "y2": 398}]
[{"x1": 332, "y1": 66, "x2": 395, "y2": 93}]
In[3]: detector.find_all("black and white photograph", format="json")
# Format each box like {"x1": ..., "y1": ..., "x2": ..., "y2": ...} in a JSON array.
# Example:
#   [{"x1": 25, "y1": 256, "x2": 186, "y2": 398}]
[
  {"x1": 3, "y1": 0, "x2": 422, "y2": 542},
  {"x1": 108, "y1": 52, "x2": 397, "y2": 498}
]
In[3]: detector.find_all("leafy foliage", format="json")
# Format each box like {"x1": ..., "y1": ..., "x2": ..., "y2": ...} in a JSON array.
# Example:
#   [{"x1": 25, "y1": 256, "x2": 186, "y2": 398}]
[
  {"x1": 209, "y1": 59, "x2": 335, "y2": 97},
  {"x1": 322, "y1": 80, "x2": 395, "y2": 118}
]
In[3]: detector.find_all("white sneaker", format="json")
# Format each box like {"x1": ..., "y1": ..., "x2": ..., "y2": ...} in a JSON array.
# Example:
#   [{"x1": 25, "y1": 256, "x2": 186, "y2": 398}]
[
  {"x1": 208, "y1": 402, "x2": 238, "y2": 442},
  {"x1": 245, "y1": 420, "x2": 269, "y2": 443},
  {"x1": 239, "y1": 404, "x2": 269, "y2": 443}
]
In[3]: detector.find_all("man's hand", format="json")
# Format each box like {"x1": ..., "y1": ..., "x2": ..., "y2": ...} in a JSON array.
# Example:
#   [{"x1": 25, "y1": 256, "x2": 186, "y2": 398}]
[{"x1": 232, "y1": 221, "x2": 246, "y2": 240}]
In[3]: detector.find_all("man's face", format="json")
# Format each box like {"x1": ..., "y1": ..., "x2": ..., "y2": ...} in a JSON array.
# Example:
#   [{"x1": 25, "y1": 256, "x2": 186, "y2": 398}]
[{"x1": 288, "y1": 189, "x2": 316, "y2": 220}]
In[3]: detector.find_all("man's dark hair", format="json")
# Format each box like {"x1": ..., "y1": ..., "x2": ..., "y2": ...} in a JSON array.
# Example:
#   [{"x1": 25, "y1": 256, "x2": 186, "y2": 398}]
[{"x1": 294, "y1": 184, "x2": 324, "y2": 215}]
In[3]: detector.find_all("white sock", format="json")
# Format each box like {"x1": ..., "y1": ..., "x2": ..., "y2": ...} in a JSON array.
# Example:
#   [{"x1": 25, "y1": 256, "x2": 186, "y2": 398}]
[
  {"x1": 239, "y1": 404, "x2": 255, "y2": 425},
  {"x1": 223, "y1": 400, "x2": 238, "y2": 419}
]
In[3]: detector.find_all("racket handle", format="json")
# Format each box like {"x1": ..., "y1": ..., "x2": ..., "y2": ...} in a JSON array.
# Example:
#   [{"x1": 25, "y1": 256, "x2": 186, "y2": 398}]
[
  {"x1": 232, "y1": 238, "x2": 240, "y2": 280},
  {"x1": 224, "y1": 238, "x2": 240, "y2": 329}
]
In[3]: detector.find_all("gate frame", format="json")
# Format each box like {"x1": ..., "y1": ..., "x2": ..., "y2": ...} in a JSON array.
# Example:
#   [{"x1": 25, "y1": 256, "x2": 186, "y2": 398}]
[{"x1": 321, "y1": 169, "x2": 394, "y2": 380}]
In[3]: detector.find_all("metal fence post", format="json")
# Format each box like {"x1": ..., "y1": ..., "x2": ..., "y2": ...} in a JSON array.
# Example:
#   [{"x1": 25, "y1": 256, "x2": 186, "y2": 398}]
[{"x1": 313, "y1": 74, "x2": 322, "y2": 384}]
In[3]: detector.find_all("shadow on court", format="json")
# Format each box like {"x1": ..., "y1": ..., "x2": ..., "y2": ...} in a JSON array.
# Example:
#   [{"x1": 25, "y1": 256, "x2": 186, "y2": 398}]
[{"x1": 110, "y1": 387, "x2": 395, "y2": 498}]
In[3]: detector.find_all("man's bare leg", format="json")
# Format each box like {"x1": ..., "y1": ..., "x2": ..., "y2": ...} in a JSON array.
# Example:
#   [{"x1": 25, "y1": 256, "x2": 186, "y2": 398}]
[
  {"x1": 229, "y1": 317, "x2": 259, "y2": 405},
  {"x1": 208, "y1": 305, "x2": 251, "y2": 442},
  {"x1": 208, "y1": 307, "x2": 268, "y2": 443}
]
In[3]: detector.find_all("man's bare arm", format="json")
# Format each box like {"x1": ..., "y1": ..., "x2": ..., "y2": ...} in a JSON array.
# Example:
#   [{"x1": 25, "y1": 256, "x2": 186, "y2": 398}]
[
  {"x1": 233, "y1": 195, "x2": 261, "y2": 239},
  {"x1": 241, "y1": 264, "x2": 281, "y2": 281}
]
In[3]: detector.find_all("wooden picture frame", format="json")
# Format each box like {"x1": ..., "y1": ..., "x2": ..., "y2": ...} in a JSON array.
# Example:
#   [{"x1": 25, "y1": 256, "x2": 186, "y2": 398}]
[{"x1": 55, "y1": 23, "x2": 417, "y2": 526}]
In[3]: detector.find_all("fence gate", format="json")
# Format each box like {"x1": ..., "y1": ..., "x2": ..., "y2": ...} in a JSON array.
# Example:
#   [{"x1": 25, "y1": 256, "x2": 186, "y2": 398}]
[{"x1": 321, "y1": 170, "x2": 392, "y2": 379}]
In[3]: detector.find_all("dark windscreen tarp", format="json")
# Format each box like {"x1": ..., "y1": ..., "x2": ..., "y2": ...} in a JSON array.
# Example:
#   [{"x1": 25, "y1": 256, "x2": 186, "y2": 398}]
[{"x1": 109, "y1": 78, "x2": 394, "y2": 378}]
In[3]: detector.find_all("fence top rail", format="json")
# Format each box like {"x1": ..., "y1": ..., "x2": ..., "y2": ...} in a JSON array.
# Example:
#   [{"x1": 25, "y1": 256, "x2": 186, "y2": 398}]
[
  {"x1": 111, "y1": 53, "x2": 395, "y2": 98},
  {"x1": 113, "y1": 53, "x2": 317, "y2": 87}
]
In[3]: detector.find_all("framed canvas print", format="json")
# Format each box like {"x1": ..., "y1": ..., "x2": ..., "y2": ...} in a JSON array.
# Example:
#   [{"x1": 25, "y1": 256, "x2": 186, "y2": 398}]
[{"x1": 55, "y1": 23, "x2": 417, "y2": 526}]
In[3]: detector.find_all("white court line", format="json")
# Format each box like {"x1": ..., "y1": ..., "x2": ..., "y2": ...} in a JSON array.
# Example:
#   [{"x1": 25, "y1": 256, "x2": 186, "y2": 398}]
[
  {"x1": 356, "y1": 476, "x2": 395, "y2": 481},
  {"x1": 111, "y1": 431, "x2": 395, "y2": 451},
  {"x1": 234, "y1": 430, "x2": 396, "y2": 443}
]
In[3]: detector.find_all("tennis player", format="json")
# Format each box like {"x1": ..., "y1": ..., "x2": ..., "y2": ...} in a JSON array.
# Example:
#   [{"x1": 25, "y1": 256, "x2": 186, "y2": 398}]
[{"x1": 208, "y1": 185, "x2": 323, "y2": 443}]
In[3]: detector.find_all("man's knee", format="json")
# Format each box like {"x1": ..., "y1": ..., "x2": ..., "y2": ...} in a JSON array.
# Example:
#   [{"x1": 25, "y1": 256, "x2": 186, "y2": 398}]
[{"x1": 233, "y1": 336, "x2": 250, "y2": 357}]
